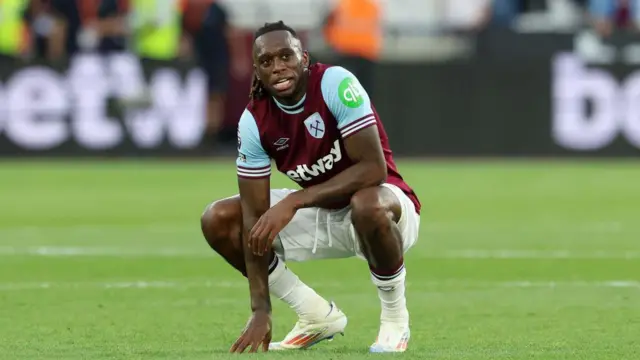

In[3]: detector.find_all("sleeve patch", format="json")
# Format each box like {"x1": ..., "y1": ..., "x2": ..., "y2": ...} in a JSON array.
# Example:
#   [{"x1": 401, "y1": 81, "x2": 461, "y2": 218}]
[
  {"x1": 321, "y1": 66, "x2": 375, "y2": 138},
  {"x1": 338, "y1": 77, "x2": 365, "y2": 108}
]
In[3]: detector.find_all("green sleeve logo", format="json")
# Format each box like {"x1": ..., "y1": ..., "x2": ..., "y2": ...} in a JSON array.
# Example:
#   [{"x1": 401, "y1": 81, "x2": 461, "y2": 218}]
[{"x1": 338, "y1": 77, "x2": 364, "y2": 108}]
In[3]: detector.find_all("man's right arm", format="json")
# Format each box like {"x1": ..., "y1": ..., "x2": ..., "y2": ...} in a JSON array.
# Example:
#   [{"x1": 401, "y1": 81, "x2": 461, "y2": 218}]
[{"x1": 236, "y1": 110, "x2": 272, "y2": 313}]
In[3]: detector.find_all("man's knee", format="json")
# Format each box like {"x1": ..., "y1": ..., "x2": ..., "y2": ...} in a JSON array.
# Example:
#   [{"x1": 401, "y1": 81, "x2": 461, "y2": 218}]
[
  {"x1": 200, "y1": 197, "x2": 242, "y2": 249},
  {"x1": 350, "y1": 188, "x2": 395, "y2": 234}
]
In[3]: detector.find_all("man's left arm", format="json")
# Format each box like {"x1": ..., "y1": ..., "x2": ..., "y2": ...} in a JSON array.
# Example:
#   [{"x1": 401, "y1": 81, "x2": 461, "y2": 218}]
[{"x1": 286, "y1": 66, "x2": 386, "y2": 209}]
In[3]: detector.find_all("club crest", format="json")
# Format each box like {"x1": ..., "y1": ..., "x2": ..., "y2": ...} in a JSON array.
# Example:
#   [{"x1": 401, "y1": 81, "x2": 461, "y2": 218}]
[{"x1": 304, "y1": 112, "x2": 325, "y2": 139}]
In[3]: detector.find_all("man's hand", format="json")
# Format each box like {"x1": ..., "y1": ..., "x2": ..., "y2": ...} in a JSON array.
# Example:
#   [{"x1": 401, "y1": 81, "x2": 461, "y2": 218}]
[
  {"x1": 230, "y1": 310, "x2": 272, "y2": 353},
  {"x1": 249, "y1": 196, "x2": 298, "y2": 256}
]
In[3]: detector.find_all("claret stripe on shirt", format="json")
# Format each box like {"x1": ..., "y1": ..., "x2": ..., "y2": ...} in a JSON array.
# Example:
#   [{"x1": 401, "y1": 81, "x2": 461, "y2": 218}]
[
  {"x1": 237, "y1": 165, "x2": 271, "y2": 178},
  {"x1": 340, "y1": 114, "x2": 376, "y2": 138}
]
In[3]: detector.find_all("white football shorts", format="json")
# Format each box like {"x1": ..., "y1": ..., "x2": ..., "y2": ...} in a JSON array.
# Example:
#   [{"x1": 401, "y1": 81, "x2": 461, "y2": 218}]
[{"x1": 269, "y1": 183, "x2": 420, "y2": 262}]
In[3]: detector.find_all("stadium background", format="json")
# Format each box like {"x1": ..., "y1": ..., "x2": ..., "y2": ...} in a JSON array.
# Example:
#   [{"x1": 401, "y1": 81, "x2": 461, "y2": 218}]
[{"x1": 1, "y1": 1, "x2": 638, "y2": 359}]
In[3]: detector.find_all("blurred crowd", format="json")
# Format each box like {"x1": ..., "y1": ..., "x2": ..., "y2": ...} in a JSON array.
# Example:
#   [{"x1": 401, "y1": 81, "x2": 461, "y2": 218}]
[
  {"x1": 477, "y1": 0, "x2": 640, "y2": 36},
  {"x1": 1, "y1": 0, "x2": 254, "y2": 146},
  {"x1": 0, "y1": 0, "x2": 638, "y2": 145},
  {"x1": 440, "y1": 0, "x2": 640, "y2": 35},
  {"x1": 2, "y1": 1, "x2": 639, "y2": 61}
]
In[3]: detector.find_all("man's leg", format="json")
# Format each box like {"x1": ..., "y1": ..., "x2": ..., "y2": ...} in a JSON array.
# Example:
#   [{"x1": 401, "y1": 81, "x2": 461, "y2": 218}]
[
  {"x1": 350, "y1": 186, "x2": 416, "y2": 353},
  {"x1": 200, "y1": 196, "x2": 345, "y2": 348}
]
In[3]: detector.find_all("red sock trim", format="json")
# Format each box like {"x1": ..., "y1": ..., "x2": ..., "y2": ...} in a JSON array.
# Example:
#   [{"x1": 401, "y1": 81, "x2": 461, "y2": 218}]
[{"x1": 370, "y1": 257, "x2": 404, "y2": 279}]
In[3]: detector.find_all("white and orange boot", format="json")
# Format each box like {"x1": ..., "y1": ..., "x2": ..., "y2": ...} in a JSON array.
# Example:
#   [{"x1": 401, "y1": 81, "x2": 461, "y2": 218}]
[
  {"x1": 269, "y1": 301, "x2": 347, "y2": 350},
  {"x1": 369, "y1": 322, "x2": 410, "y2": 353}
]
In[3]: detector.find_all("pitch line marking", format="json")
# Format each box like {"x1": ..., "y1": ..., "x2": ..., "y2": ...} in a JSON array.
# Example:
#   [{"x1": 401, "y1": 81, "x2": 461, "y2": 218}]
[
  {"x1": 0, "y1": 280, "x2": 638, "y2": 291},
  {"x1": 0, "y1": 246, "x2": 639, "y2": 259}
]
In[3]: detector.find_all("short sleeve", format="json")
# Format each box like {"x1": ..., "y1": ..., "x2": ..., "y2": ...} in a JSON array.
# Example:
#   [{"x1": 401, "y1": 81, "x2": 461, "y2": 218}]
[
  {"x1": 321, "y1": 66, "x2": 376, "y2": 138},
  {"x1": 236, "y1": 109, "x2": 271, "y2": 179}
]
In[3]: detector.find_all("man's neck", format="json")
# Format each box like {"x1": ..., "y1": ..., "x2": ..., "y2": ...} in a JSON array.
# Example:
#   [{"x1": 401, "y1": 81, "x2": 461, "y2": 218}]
[
  {"x1": 273, "y1": 93, "x2": 306, "y2": 115},
  {"x1": 273, "y1": 72, "x2": 308, "y2": 106},
  {"x1": 272, "y1": 72, "x2": 308, "y2": 113},
  {"x1": 274, "y1": 91, "x2": 305, "y2": 107}
]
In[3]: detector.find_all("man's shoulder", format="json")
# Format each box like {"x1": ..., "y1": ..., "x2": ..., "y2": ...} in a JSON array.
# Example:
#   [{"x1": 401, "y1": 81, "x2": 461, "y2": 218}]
[
  {"x1": 315, "y1": 64, "x2": 363, "y2": 102},
  {"x1": 311, "y1": 63, "x2": 364, "y2": 109},
  {"x1": 310, "y1": 62, "x2": 334, "y2": 76},
  {"x1": 245, "y1": 97, "x2": 272, "y2": 127},
  {"x1": 311, "y1": 63, "x2": 351, "y2": 88}
]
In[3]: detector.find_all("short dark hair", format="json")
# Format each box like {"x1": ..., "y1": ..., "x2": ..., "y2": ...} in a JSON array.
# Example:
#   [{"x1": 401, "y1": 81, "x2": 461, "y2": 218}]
[
  {"x1": 249, "y1": 21, "x2": 299, "y2": 100},
  {"x1": 253, "y1": 21, "x2": 298, "y2": 41}
]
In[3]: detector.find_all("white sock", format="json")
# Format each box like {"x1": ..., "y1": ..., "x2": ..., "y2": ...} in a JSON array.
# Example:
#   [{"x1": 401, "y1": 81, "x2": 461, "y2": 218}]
[
  {"x1": 268, "y1": 255, "x2": 332, "y2": 320},
  {"x1": 370, "y1": 265, "x2": 409, "y2": 325}
]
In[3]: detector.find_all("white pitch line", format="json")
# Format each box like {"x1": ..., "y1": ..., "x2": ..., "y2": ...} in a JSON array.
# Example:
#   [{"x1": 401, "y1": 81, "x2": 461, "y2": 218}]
[
  {"x1": 0, "y1": 246, "x2": 639, "y2": 259},
  {"x1": 433, "y1": 250, "x2": 640, "y2": 259},
  {"x1": 498, "y1": 281, "x2": 640, "y2": 288},
  {"x1": 0, "y1": 246, "x2": 210, "y2": 257},
  {"x1": 0, "y1": 221, "x2": 631, "y2": 236},
  {"x1": 0, "y1": 280, "x2": 236, "y2": 291},
  {"x1": 0, "y1": 280, "x2": 638, "y2": 291},
  {"x1": 0, "y1": 223, "x2": 193, "y2": 232}
]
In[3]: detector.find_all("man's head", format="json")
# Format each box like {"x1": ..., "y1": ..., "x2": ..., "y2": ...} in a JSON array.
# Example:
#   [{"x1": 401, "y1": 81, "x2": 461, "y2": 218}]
[{"x1": 250, "y1": 21, "x2": 309, "y2": 102}]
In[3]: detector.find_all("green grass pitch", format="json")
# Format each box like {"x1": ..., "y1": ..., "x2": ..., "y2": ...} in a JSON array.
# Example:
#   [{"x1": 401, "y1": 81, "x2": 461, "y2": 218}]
[{"x1": 0, "y1": 160, "x2": 638, "y2": 359}]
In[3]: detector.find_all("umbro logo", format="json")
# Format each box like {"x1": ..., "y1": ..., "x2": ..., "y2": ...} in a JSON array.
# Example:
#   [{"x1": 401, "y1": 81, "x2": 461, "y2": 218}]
[{"x1": 274, "y1": 138, "x2": 290, "y2": 151}]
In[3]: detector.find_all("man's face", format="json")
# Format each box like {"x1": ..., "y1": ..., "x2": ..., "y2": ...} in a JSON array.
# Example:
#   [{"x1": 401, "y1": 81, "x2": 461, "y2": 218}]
[{"x1": 253, "y1": 30, "x2": 309, "y2": 99}]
